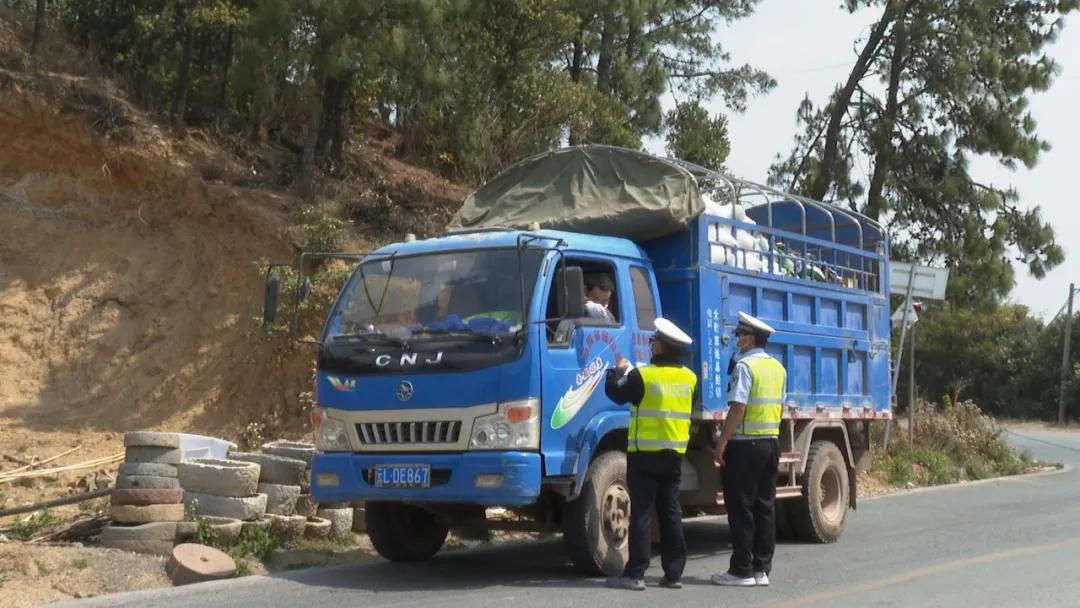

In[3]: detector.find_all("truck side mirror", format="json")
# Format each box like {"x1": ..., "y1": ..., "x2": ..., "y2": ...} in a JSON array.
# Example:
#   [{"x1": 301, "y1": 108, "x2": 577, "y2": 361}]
[
  {"x1": 263, "y1": 276, "x2": 280, "y2": 325},
  {"x1": 299, "y1": 277, "x2": 313, "y2": 302},
  {"x1": 556, "y1": 266, "x2": 586, "y2": 319}
]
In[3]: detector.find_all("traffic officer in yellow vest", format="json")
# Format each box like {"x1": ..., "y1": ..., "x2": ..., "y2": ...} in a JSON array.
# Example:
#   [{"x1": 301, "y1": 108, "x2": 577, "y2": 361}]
[
  {"x1": 712, "y1": 312, "x2": 786, "y2": 588},
  {"x1": 604, "y1": 317, "x2": 698, "y2": 591}
]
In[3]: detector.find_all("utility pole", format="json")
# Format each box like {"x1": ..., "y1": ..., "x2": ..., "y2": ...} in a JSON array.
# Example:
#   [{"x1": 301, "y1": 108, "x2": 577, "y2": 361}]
[
  {"x1": 1059, "y1": 283, "x2": 1075, "y2": 427},
  {"x1": 908, "y1": 302, "x2": 922, "y2": 448},
  {"x1": 909, "y1": 321, "x2": 916, "y2": 449}
]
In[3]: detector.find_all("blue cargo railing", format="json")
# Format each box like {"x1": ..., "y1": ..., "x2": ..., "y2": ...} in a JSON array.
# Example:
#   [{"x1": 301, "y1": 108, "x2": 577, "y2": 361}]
[
  {"x1": 667, "y1": 157, "x2": 889, "y2": 295},
  {"x1": 703, "y1": 216, "x2": 885, "y2": 294}
]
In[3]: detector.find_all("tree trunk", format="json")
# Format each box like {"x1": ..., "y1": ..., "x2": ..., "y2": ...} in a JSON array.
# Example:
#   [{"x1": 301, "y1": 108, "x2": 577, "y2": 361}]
[
  {"x1": 173, "y1": 2, "x2": 195, "y2": 133},
  {"x1": 377, "y1": 99, "x2": 391, "y2": 124},
  {"x1": 215, "y1": 24, "x2": 235, "y2": 131},
  {"x1": 568, "y1": 17, "x2": 588, "y2": 146},
  {"x1": 30, "y1": 0, "x2": 45, "y2": 57},
  {"x1": 300, "y1": 94, "x2": 324, "y2": 201},
  {"x1": 248, "y1": 102, "x2": 262, "y2": 143},
  {"x1": 570, "y1": 22, "x2": 585, "y2": 83},
  {"x1": 316, "y1": 77, "x2": 340, "y2": 160},
  {"x1": 300, "y1": 26, "x2": 331, "y2": 202},
  {"x1": 596, "y1": 5, "x2": 616, "y2": 95},
  {"x1": 865, "y1": 5, "x2": 908, "y2": 221},
  {"x1": 809, "y1": 2, "x2": 897, "y2": 201},
  {"x1": 329, "y1": 87, "x2": 352, "y2": 172}
]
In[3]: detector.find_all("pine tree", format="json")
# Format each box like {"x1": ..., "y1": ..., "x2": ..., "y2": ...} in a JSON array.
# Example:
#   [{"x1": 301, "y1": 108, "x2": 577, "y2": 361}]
[
  {"x1": 665, "y1": 100, "x2": 730, "y2": 169},
  {"x1": 770, "y1": 0, "x2": 1077, "y2": 307}
]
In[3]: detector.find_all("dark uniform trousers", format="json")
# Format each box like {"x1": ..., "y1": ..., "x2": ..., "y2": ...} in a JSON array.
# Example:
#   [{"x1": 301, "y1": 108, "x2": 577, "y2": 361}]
[
  {"x1": 623, "y1": 450, "x2": 686, "y2": 581},
  {"x1": 721, "y1": 438, "x2": 780, "y2": 578}
]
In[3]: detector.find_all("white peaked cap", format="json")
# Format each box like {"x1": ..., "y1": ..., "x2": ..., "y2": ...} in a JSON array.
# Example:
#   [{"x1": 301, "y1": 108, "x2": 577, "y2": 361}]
[
  {"x1": 654, "y1": 317, "x2": 693, "y2": 346},
  {"x1": 738, "y1": 311, "x2": 776, "y2": 335}
]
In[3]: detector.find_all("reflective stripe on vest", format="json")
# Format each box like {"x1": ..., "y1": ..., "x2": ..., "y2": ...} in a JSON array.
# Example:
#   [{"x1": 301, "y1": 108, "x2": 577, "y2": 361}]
[
  {"x1": 739, "y1": 356, "x2": 786, "y2": 437},
  {"x1": 629, "y1": 365, "x2": 698, "y2": 454}
]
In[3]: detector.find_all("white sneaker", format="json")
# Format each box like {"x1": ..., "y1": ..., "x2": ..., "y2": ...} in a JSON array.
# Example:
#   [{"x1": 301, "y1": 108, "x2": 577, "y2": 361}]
[
  {"x1": 711, "y1": 571, "x2": 757, "y2": 587},
  {"x1": 754, "y1": 571, "x2": 769, "y2": 586}
]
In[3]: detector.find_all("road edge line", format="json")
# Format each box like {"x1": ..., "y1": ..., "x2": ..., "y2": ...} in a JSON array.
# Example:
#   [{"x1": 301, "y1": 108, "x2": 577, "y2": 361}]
[{"x1": 860, "y1": 463, "x2": 1072, "y2": 502}]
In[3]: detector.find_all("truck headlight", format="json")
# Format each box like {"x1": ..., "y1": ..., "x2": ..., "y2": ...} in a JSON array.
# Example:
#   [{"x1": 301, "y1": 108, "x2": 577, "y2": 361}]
[
  {"x1": 470, "y1": 398, "x2": 539, "y2": 450},
  {"x1": 312, "y1": 408, "x2": 351, "y2": 451}
]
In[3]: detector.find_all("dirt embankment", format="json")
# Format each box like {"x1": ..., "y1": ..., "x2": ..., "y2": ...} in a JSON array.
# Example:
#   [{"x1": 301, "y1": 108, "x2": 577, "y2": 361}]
[
  {"x1": 0, "y1": 4, "x2": 466, "y2": 473},
  {"x1": 0, "y1": 11, "x2": 466, "y2": 604},
  {"x1": 0, "y1": 7, "x2": 320, "y2": 471},
  {"x1": 0, "y1": 71, "x2": 319, "y2": 451}
]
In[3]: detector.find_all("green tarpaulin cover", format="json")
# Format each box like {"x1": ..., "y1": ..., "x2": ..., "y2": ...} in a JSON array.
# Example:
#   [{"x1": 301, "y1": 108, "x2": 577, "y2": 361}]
[{"x1": 448, "y1": 146, "x2": 704, "y2": 241}]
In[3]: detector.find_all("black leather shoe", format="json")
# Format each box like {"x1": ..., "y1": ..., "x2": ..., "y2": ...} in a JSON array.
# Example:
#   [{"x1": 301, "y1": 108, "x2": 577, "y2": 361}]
[{"x1": 658, "y1": 577, "x2": 683, "y2": 589}]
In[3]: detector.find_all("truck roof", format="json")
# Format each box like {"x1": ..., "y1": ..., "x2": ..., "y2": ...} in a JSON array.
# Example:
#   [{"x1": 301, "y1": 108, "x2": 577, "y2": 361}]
[{"x1": 371, "y1": 228, "x2": 650, "y2": 262}]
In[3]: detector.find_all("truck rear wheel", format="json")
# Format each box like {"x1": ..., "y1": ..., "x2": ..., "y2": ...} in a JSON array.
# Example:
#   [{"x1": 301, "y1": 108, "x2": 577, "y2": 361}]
[
  {"x1": 366, "y1": 502, "x2": 448, "y2": 562},
  {"x1": 790, "y1": 440, "x2": 848, "y2": 543},
  {"x1": 562, "y1": 450, "x2": 629, "y2": 576}
]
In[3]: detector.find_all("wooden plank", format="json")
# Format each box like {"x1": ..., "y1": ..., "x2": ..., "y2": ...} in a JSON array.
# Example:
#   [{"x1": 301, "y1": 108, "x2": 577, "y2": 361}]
[{"x1": 0, "y1": 487, "x2": 112, "y2": 518}]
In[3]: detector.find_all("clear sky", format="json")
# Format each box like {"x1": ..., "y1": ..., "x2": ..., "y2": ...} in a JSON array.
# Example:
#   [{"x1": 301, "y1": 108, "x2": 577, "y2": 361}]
[{"x1": 647, "y1": 2, "x2": 1080, "y2": 318}]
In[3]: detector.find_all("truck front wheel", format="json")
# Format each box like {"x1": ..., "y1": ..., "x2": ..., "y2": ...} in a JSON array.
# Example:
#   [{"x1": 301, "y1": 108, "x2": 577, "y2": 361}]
[
  {"x1": 562, "y1": 450, "x2": 630, "y2": 576},
  {"x1": 367, "y1": 502, "x2": 448, "y2": 562},
  {"x1": 790, "y1": 440, "x2": 849, "y2": 543}
]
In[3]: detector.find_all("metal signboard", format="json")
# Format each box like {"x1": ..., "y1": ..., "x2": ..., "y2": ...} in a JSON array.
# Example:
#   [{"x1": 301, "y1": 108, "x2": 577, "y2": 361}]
[{"x1": 889, "y1": 261, "x2": 950, "y2": 300}]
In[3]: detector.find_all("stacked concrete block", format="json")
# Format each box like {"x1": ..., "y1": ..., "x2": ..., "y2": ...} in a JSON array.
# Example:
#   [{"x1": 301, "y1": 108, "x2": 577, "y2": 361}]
[
  {"x1": 295, "y1": 495, "x2": 319, "y2": 517},
  {"x1": 240, "y1": 519, "x2": 271, "y2": 537},
  {"x1": 229, "y1": 452, "x2": 305, "y2": 515},
  {"x1": 100, "y1": 522, "x2": 179, "y2": 556},
  {"x1": 261, "y1": 441, "x2": 318, "y2": 518},
  {"x1": 175, "y1": 516, "x2": 244, "y2": 547},
  {"x1": 351, "y1": 500, "x2": 366, "y2": 534},
  {"x1": 180, "y1": 458, "x2": 267, "y2": 521},
  {"x1": 317, "y1": 504, "x2": 354, "y2": 541},
  {"x1": 304, "y1": 516, "x2": 332, "y2": 540},
  {"x1": 267, "y1": 514, "x2": 307, "y2": 543},
  {"x1": 102, "y1": 432, "x2": 185, "y2": 556},
  {"x1": 261, "y1": 441, "x2": 317, "y2": 466}
]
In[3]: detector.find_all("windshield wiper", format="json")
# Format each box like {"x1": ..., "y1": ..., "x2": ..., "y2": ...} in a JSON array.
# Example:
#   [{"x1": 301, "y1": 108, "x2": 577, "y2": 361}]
[
  {"x1": 332, "y1": 330, "x2": 408, "y2": 347},
  {"x1": 412, "y1": 328, "x2": 503, "y2": 343}
]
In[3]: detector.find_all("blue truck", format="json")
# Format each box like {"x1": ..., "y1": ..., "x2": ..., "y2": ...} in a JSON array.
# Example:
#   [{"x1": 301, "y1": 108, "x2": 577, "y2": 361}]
[{"x1": 264, "y1": 146, "x2": 892, "y2": 574}]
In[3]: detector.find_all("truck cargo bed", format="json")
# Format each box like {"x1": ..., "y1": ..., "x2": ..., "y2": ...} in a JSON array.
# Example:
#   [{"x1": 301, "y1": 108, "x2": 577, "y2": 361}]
[{"x1": 644, "y1": 211, "x2": 892, "y2": 421}]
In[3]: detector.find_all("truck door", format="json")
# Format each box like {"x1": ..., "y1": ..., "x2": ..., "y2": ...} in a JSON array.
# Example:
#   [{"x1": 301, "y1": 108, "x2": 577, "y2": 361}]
[{"x1": 540, "y1": 258, "x2": 633, "y2": 476}]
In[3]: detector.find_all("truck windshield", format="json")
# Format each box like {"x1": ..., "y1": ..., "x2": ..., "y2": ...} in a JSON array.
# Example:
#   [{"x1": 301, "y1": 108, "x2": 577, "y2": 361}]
[{"x1": 327, "y1": 248, "x2": 543, "y2": 343}]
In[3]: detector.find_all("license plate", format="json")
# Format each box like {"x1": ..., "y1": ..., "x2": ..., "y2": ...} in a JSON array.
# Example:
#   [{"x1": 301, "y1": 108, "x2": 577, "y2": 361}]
[{"x1": 374, "y1": 464, "x2": 431, "y2": 488}]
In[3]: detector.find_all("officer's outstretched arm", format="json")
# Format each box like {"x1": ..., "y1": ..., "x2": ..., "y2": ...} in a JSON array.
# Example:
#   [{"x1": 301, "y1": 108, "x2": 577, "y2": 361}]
[{"x1": 605, "y1": 368, "x2": 644, "y2": 405}]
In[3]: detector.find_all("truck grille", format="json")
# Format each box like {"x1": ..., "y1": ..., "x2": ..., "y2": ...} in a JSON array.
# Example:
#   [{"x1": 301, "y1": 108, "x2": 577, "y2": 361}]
[{"x1": 355, "y1": 421, "x2": 463, "y2": 446}]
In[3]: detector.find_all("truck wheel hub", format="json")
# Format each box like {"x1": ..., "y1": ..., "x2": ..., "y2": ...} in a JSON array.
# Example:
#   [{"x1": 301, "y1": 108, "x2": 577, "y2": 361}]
[{"x1": 602, "y1": 483, "x2": 630, "y2": 546}]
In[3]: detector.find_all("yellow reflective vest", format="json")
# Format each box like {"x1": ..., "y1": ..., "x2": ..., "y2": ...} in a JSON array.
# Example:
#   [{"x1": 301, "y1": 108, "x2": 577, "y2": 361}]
[
  {"x1": 629, "y1": 365, "x2": 698, "y2": 453},
  {"x1": 738, "y1": 356, "x2": 786, "y2": 437}
]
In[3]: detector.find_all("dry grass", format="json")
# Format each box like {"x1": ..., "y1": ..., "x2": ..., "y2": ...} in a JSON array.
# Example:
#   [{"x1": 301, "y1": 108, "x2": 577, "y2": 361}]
[{"x1": 871, "y1": 400, "x2": 1033, "y2": 488}]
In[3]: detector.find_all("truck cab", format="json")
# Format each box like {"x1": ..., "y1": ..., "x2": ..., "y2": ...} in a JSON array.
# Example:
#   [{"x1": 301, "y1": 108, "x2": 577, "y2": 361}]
[{"x1": 267, "y1": 146, "x2": 891, "y2": 574}]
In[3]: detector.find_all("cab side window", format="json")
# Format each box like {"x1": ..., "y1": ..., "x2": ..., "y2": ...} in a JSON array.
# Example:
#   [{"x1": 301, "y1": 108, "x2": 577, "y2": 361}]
[
  {"x1": 544, "y1": 259, "x2": 621, "y2": 345},
  {"x1": 629, "y1": 266, "x2": 657, "y2": 330}
]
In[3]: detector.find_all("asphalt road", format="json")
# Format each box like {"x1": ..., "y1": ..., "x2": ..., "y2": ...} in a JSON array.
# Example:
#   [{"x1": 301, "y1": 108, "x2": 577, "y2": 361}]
[{"x1": 59, "y1": 426, "x2": 1080, "y2": 608}]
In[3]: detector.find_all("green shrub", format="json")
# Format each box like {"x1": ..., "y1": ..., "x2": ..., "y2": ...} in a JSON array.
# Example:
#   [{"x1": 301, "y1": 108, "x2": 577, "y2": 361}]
[
  {"x1": 8, "y1": 508, "x2": 60, "y2": 541},
  {"x1": 875, "y1": 399, "x2": 1042, "y2": 488},
  {"x1": 962, "y1": 455, "x2": 991, "y2": 480},
  {"x1": 236, "y1": 559, "x2": 253, "y2": 577},
  {"x1": 230, "y1": 527, "x2": 278, "y2": 561},
  {"x1": 194, "y1": 519, "x2": 218, "y2": 548},
  {"x1": 915, "y1": 447, "x2": 958, "y2": 485},
  {"x1": 885, "y1": 455, "x2": 917, "y2": 486},
  {"x1": 299, "y1": 206, "x2": 348, "y2": 253}
]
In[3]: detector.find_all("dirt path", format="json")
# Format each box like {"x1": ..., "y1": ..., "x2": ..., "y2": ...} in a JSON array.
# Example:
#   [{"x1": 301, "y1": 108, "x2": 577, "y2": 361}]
[{"x1": 0, "y1": 543, "x2": 169, "y2": 607}]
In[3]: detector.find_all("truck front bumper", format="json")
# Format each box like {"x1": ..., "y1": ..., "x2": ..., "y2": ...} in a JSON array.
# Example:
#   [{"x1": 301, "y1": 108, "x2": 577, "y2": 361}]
[{"x1": 310, "y1": 451, "x2": 542, "y2": 507}]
